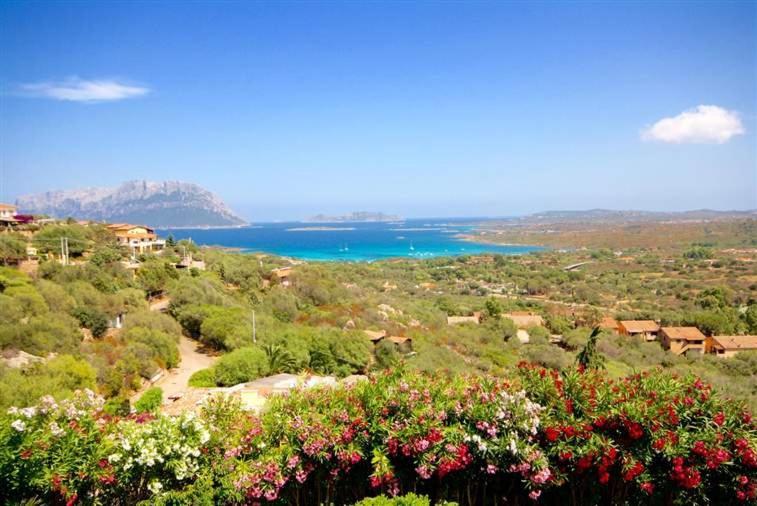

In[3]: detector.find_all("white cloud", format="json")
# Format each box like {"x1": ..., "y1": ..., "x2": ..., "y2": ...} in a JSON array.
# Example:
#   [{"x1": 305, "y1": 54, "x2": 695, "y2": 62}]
[
  {"x1": 21, "y1": 77, "x2": 149, "y2": 103},
  {"x1": 642, "y1": 105, "x2": 744, "y2": 144}
]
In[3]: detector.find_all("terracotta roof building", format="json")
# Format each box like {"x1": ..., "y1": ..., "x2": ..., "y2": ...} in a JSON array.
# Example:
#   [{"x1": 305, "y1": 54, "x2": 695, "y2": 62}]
[
  {"x1": 706, "y1": 335, "x2": 757, "y2": 358},
  {"x1": 107, "y1": 223, "x2": 165, "y2": 254},
  {"x1": 364, "y1": 329, "x2": 388, "y2": 342},
  {"x1": 599, "y1": 317, "x2": 619, "y2": 333},
  {"x1": 618, "y1": 320, "x2": 660, "y2": 341},
  {"x1": 0, "y1": 203, "x2": 18, "y2": 224},
  {"x1": 659, "y1": 327, "x2": 706, "y2": 356}
]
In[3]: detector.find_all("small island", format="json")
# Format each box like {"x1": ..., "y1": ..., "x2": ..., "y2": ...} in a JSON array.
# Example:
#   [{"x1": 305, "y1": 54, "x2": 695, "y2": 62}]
[
  {"x1": 305, "y1": 211, "x2": 402, "y2": 223},
  {"x1": 286, "y1": 226, "x2": 356, "y2": 231}
]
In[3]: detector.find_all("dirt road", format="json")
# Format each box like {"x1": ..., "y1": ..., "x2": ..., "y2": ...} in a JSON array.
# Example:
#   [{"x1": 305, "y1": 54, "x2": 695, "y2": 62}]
[{"x1": 153, "y1": 335, "x2": 217, "y2": 400}]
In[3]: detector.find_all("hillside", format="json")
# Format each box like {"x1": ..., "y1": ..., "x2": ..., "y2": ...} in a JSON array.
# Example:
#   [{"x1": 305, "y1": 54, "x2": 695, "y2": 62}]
[{"x1": 16, "y1": 180, "x2": 247, "y2": 228}]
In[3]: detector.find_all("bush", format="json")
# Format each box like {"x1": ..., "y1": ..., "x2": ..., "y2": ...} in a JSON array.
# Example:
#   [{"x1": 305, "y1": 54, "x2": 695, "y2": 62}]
[
  {"x1": 0, "y1": 234, "x2": 27, "y2": 265},
  {"x1": 354, "y1": 493, "x2": 456, "y2": 506},
  {"x1": 0, "y1": 368, "x2": 755, "y2": 505},
  {"x1": 134, "y1": 387, "x2": 163, "y2": 413},
  {"x1": 122, "y1": 327, "x2": 180, "y2": 369},
  {"x1": 200, "y1": 306, "x2": 252, "y2": 350},
  {"x1": 103, "y1": 395, "x2": 131, "y2": 416},
  {"x1": 71, "y1": 306, "x2": 109, "y2": 338},
  {"x1": 0, "y1": 314, "x2": 82, "y2": 355},
  {"x1": 188, "y1": 368, "x2": 217, "y2": 387},
  {"x1": 213, "y1": 346, "x2": 268, "y2": 386}
]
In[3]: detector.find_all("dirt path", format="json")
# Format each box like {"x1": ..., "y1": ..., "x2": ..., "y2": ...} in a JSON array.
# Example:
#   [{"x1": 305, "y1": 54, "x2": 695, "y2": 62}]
[
  {"x1": 152, "y1": 336, "x2": 218, "y2": 400},
  {"x1": 134, "y1": 296, "x2": 218, "y2": 401}
]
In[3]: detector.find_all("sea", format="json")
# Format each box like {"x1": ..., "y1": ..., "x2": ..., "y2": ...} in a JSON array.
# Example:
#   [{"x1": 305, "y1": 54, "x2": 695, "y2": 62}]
[{"x1": 157, "y1": 218, "x2": 540, "y2": 262}]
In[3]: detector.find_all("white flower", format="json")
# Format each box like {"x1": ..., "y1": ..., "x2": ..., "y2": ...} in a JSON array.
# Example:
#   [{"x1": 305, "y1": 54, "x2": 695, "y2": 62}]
[
  {"x1": 509, "y1": 439, "x2": 518, "y2": 455},
  {"x1": 7, "y1": 407, "x2": 19, "y2": 415},
  {"x1": 49, "y1": 422, "x2": 64, "y2": 437},
  {"x1": 11, "y1": 419, "x2": 26, "y2": 432},
  {"x1": 108, "y1": 453, "x2": 122, "y2": 464},
  {"x1": 20, "y1": 407, "x2": 37, "y2": 418},
  {"x1": 147, "y1": 480, "x2": 163, "y2": 494}
]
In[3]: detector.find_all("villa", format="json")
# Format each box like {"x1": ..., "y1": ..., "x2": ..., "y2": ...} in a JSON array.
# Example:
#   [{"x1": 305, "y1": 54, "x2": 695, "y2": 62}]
[
  {"x1": 0, "y1": 203, "x2": 18, "y2": 226},
  {"x1": 271, "y1": 266, "x2": 293, "y2": 287},
  {"x1": 705, "y1": 335, "x2": 757, "y2": 358},
  {"x1": 618, "y1": 320, "x2": 660, "y2": 341},
  {"x1": 106, "y1": 223, "x2": 165, "y2": 255},
  {"x1": 659, "y1": 326, "x2": 706, "y2": 356}
]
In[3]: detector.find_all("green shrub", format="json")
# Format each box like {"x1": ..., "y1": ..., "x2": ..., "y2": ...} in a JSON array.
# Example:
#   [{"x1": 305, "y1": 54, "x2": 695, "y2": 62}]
[
  {"x1": 188, "y1": 368, "x2": 217, "y2": 387},
  {"x1": 71, "y1": 306, "x2": 109, "y2": 337},
  {"x1": 354, "y1": 493, "x2": 456, "y2": 506},
  {"x1": 122, "y1": 327, "x2": 180, "y2": 369},
  {"x1": 103, "y1": 396, "x2": 131, "y2": 416},
  {"x1": 214, "y1": 347, "x2": 268, "y2": 386},
  {"x1": 200, "y1": 306, "x2": 252, "y2": 350},
  {"x1": 134, "y1": 386, "x2": 163, "y2": 413}
]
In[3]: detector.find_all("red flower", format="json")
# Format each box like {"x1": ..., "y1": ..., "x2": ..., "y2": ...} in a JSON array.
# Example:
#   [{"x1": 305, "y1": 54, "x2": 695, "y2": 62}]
[
  {"x1": 564, "y1": 399, "x2": 574, "y2": 414},
  {"x1": 598, "y1": 470, "x2": 610, "y2": 484},
  {"x1": 544, "y1": 427, "x2": 560, "y2": 442},
  {"x1": 714, "y1": 412, "x2": 726, "y2": 426},
  {"x1": 640, "y1": 482, "x2": 655, "y2": 494},
  {"x1": 623, "y1": 461, "x2": 645, "y2": 482}
]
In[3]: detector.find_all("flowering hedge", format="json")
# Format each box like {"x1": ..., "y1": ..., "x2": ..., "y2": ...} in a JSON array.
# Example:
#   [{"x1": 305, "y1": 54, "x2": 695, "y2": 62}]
[{"x1": 1, "y1": 366, "x2": 755, "y2": 505}]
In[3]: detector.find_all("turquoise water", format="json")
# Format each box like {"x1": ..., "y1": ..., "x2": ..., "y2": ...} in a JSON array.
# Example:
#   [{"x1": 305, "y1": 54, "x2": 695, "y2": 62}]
[{"x1": 158, "y1": 218, "x2": 539, "y2": 261}]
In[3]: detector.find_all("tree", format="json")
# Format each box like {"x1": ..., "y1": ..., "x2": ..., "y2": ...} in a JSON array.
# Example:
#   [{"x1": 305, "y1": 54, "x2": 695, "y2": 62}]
[
  {"x1": 71, "y1": 306, "x2": 109, "y2": 338},
  {"x1": 200, "y1": 307, "x2": 253, "y2": 350},
  {"x1": 484, "y1": 297, "x2": 503, "y2": 319},
  {"x1": 0, "y1": 234, "x2": 27, "y2": 265},
  {"x1": 744, "y1": 304, "x2": 757, "y2": 334},
  {"x1": 375, "y1": 339, "x2": 400, "y2": 369},
  {"x1": 90, "y1": 246, "x2": 124, "y2": 266},
  {"x1": 33, "y1": 224, "x2": 90, "y2": 256},
  {"x1": 137, "y1": 260, "x2": 178, "y2": 298},
  {"x1": 576, "y1": 327, "x2": 605, "y2": 370}
]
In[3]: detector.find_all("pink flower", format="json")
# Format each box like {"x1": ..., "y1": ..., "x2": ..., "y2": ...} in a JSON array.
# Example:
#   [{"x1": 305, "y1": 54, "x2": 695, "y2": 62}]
[
  {"x1": 528, "y1": 490, "x2": 542, "y2": 500},
  {"x1": 416, "y1": 465, "x2": 432, "y2": 479},
  {"x1": 531, "y1": 468, "x2": 551, "y2": 485}
]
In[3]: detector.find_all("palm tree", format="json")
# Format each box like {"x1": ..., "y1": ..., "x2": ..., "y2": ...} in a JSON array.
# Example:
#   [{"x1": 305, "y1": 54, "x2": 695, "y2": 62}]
[{"x1": 263, "y1": 343, "x2": 297, "y2": 374}]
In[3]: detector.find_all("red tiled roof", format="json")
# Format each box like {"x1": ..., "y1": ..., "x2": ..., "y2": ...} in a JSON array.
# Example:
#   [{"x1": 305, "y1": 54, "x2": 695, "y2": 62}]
[
  {"x1": 711, "y1": 335, "x2": 757, "y2": 350},
  {"x1": 619, "y1": 320, "x2": 659, "y2": 333},
  {"x1": 661, "y1": 327, "x2": 706, "y2": 341}
]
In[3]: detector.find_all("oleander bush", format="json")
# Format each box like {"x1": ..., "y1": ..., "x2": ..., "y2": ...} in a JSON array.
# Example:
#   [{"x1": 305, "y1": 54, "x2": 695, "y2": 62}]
[{"x1": 1, "y1": 367, "x2": 754, "y2": 505}]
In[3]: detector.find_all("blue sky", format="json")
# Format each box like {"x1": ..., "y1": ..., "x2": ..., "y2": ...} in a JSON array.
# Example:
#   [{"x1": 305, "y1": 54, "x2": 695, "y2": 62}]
[{"x1": 1, "y1": 1, "x2": 755, "y2": 221}]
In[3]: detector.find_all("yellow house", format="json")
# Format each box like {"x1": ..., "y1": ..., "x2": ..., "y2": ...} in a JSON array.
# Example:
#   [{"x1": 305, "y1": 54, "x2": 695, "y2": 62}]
[
  {"x1": 106, "y1": 223, "x2": 165, "y2": 254},
  {"x1": 659, "y1": 326, "x2": 706, "y2": 356},
  {"x1": 0, "y1": 203, "x2": 17, "y2": 224},
  {"x1": 706, "y1": 335, "x2": 757, "y2": 358},
  {"x1": 618, "y1": 320, "x2": 660, "y2": 341}
]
